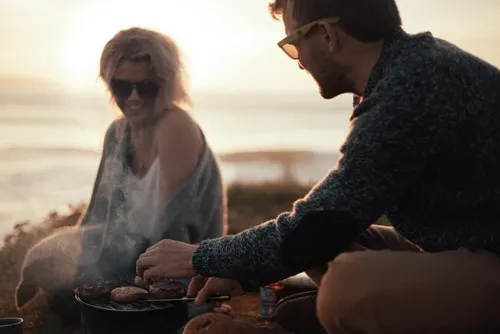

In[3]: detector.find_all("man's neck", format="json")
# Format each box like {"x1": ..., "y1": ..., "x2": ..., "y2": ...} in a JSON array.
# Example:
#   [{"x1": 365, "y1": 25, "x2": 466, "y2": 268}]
[{"x1": 348, "y1": 41, "x2": 384, "y2": 96}]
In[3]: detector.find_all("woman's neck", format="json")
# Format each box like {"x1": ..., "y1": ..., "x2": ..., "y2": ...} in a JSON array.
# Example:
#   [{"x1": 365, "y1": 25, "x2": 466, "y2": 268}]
[
  {"x1": 128, "y1": 119, "x2": 157, "y2": 175},
  {"x1": 129, "y1": 117, "x2": 155, "y2": 136}
]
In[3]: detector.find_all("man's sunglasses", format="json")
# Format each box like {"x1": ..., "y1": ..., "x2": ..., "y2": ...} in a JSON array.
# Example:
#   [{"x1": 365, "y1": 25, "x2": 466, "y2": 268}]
[
  {"x1": 110, "y1": 79, "x2": 160, "y2": 99},
  {"x1": 277, "y1": 17, "x2": 340, "y2": 59}
]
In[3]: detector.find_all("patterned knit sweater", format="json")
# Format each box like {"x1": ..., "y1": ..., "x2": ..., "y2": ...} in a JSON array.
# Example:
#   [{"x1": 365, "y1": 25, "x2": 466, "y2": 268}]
[{"x1": 192, "y1": 28, "x2": 500, "y2": 287}]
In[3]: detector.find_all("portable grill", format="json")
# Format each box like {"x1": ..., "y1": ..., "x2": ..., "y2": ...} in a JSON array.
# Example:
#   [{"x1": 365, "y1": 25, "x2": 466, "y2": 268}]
[
  {"x1": 76, "y1": 294, "x2": 179, "y2": 312},
  {"x1": 75, "y1": 284, "x2": 188, "y2": 334}
]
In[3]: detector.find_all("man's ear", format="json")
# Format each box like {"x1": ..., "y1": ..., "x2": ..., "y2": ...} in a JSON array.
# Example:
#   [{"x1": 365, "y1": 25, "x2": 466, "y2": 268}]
[{"x1": 319, "y1": 22, "x2": 340, "y2": 54}]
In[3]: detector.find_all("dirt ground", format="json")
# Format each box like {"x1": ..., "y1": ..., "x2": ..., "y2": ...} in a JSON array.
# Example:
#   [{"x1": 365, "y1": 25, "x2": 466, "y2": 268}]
[
  {"x1": 69, "y1": 293, "x2": 292, "y2": 334},
  {"x1": 2, "y1": 183, "x2": 348, "y2": 333}
]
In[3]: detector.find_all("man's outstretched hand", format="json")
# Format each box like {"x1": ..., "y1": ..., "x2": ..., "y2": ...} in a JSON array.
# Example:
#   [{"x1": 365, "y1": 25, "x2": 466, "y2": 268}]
[
  {"x1": 187, "y1": 275, "x2": 246, "y2": 304},
  {"x1": 136, "y1": 239, "x2": 198, "y2": 280}
]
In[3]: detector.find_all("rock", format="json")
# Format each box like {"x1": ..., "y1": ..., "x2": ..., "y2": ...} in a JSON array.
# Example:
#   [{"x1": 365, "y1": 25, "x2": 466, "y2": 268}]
[
  {"x1": 15, "y1": 225, "x2": 103, "y2": 309},
  {"x1": 182, "y1": 313, "x2": 262, "y2": 334}
]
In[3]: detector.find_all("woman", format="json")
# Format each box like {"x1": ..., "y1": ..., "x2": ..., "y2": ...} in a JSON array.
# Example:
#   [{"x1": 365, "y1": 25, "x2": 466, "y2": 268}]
[{"x1": 48, "y1": 27, "x2": 227, "y2": 324}]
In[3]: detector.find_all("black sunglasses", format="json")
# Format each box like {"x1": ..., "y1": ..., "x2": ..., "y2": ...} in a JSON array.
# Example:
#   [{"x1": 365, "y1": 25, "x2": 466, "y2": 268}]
[{"x1": 110, "y1": 79, "x2": 160, "y2": 99}]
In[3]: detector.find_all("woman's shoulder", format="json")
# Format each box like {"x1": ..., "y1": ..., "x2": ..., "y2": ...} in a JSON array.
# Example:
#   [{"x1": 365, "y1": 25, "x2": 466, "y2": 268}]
[
  {"x1": 99, "y1": 118, "x2": 127, "y2": 155},
  {"x1": 104, "y1": 117, "x2": 126, "y2": 142},
  {"x1": 154, "y1": 107, "x2": 205, "y2": 165},
  {"x1": 158, "y1": 106, "x2": 197, "y2": 125},
  {"x1": 155, "y1": 107, "x2": 202, "y2": 141}
]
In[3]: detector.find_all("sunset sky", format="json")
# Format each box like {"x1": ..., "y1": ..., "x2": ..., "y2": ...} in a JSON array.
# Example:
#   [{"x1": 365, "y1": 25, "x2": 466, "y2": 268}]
[{"x1": 1, "y1": 0, "x2": 499, "y2": 94}]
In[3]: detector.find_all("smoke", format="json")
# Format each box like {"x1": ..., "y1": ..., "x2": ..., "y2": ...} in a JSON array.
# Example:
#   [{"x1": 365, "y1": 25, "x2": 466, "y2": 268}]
[
  {"x1": 15, "y1": 224, "x2": 104, "y2": 309},
  {"x1": 16, "y1": 130, "x2": 170, "y2": 309},
  {"x1": 75, "y1": 146, "x2": 163, "y2": 284}
]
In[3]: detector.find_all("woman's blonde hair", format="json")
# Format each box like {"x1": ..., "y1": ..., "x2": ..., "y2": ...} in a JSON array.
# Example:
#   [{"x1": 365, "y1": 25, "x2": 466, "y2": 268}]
[{"x1": 99, "y1": 27, "x2": 191, "y2": 118}]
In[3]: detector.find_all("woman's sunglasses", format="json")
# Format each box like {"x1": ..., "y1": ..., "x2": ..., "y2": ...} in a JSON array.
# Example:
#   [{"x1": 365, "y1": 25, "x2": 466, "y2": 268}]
[{"x1": 110, "y1": 79, "x2": 160, "y2": 100}]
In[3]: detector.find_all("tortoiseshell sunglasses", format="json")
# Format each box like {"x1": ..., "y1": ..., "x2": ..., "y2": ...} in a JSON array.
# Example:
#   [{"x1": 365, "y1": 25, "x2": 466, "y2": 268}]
[{"x1": 278, "y1": 17, "x2": 340, "y2": 59}]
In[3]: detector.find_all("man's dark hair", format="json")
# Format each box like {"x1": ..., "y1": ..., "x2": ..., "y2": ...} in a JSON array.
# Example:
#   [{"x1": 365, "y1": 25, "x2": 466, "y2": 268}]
[{"x1": 269, "y1": 0, "x2": 402, "y2": 43}]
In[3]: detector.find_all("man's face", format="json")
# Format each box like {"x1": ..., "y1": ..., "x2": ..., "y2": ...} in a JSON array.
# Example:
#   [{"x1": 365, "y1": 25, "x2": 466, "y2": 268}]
[{"x1": 282, "y1": 10, "x2": 352, "y2": 99}]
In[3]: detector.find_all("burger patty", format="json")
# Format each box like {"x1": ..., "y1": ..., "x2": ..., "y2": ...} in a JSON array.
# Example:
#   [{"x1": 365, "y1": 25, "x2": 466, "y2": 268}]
[
  {"x1": 149, "y1": 278, "x2": 186, "y2": 299},
  {"x1": 109, "y1": 286, "x2": 149, "y2": 303},
  {"x1": 74, "y1": 277, "x2": 186, "y2": 304},
  {"x1": 74, "y1": 281, "x2": 119, "y2": 301}
]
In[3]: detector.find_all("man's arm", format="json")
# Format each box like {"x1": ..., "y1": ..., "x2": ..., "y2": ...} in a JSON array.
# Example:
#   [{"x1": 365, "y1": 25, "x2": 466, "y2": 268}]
[{"x1": 192, "y1": 72, "x2": 458, "y2": 286}]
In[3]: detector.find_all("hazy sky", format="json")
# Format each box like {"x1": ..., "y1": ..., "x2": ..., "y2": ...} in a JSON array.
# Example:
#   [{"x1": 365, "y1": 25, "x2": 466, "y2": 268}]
[{"x1": 1, "y1": 0, "x2": 499, "y2": 94}]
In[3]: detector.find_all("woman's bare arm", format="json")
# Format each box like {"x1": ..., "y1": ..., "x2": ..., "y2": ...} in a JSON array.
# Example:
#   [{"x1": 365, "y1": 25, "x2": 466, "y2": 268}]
[{"x1": 156, "y1": 108, "x2": 203, "y2": 200}]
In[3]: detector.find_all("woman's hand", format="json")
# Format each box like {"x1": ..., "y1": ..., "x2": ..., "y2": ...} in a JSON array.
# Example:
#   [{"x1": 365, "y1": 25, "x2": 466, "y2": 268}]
[
  {"x1": 136, "y1": 239, "x2": 198, "y2": 280},
  {"x1": 187, "y1": 275, "x2": 246, "y2": 304}
]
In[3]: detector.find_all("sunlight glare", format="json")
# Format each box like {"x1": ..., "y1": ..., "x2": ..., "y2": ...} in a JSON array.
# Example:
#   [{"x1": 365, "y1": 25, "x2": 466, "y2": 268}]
[{"x1": 58, "y1": 0, "x2": 245, "y2": 93}]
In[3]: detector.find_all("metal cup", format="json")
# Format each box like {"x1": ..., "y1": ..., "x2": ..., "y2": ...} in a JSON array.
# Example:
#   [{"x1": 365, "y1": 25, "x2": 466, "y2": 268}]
[{"x1": 0, "y1": 317, "x2": 23, "y2": 334}]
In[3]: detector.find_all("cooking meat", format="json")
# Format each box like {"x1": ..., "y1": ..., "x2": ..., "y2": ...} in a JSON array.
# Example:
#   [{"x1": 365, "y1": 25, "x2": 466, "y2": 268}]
[
  {"x1": 110, "y1": 286, "x2": 149, "y2": 303},
  {"x1": 145, "y1": 276, "x2": 163, "y2": 284},
  {"x1": 74, "y1": 281, "x2": 118, "y2": 301},
  {"x1": 133, "y1": 275, "x2": 150, "y2": 289},
  {"x1": 149, "y1": 278, "x2": 186, "y2": 299}
]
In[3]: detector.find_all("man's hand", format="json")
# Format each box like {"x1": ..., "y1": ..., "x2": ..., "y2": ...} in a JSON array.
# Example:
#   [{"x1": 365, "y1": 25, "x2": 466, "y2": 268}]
[
  {"x1": 136, "y1": 239, "x2": 198, "y2": 280},
  {"x1": 187, "y1": 275, "x2": 246, "y2": 304}
]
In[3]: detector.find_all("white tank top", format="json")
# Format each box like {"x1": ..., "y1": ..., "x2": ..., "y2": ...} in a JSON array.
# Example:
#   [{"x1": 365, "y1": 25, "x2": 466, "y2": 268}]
[{"x1": 121, "y1": 158, "x2": 163, "y2": 241}]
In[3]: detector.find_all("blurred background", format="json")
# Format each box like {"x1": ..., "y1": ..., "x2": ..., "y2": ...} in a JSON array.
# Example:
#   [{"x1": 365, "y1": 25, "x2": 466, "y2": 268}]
[{"x1": 0, "y1": 0, "x2": 499, "y2": 238}]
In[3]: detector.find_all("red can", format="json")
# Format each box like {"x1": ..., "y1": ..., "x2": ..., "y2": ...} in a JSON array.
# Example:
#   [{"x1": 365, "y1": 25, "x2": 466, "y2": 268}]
[{"x1": 259, "y1": 282, "x2": 284, "y2": 319}]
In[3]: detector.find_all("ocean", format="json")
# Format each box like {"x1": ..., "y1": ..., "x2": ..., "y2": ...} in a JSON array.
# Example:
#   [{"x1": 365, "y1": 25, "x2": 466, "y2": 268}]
[{"x1": 0, "y1": 91, "x2": 354, "y2": 238}]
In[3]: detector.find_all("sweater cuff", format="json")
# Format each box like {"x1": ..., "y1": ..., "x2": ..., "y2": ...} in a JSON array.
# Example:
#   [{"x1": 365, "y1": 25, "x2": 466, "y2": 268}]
[
  {"x1": 192, "y1": 238, "x2": 220, "y2": 277},
  {"x1": 192, "y1": 240, "x2": 258, "y2": 292}
]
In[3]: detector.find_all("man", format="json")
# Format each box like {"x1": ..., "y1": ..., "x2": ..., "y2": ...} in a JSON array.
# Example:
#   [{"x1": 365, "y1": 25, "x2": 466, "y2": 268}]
[{"x1": 136, "y1": 0, "x2": 500, "y2": 333}]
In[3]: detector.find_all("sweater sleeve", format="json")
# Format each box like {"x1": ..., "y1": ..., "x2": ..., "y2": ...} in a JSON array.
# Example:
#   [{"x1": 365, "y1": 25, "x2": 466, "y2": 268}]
[
  {"x1": 77, "y1": 121, "x2": 118, "y2": 227},
  {"x1": 154, "y1": 143, "x2": 227, "y2": 244},
  {"x1": 192, "y1": 70, "x2": 457, "y2": 286}
]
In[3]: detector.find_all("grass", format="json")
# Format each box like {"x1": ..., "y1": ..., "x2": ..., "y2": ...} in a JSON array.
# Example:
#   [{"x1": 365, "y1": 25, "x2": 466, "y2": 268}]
[{"x1": 0, "y1": 181, "x2": 312, "y2": 333}]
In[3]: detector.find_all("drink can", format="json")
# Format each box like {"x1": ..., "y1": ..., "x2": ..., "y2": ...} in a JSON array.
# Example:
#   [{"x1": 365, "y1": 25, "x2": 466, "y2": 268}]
[{"x1": 260, "y1": 286, "x2": 278, "y2": 319}]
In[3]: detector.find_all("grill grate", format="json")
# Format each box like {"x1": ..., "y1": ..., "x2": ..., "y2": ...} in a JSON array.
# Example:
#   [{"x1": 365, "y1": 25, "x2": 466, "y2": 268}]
[
  {"x1": 88, "y1": 296, "x2": 174, "y2": 312},
  {"x1": 76, "y1": 281, "x2": 176, "y2": 313}
]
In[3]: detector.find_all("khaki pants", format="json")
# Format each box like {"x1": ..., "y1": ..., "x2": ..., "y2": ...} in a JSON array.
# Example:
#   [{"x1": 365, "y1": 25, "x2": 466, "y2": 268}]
[{"x1": 311, "y1": 225, "x2": 500, "y2": 334}]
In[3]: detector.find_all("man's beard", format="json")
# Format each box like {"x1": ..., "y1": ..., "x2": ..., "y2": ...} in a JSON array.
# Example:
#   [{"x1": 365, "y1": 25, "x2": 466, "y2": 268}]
[
  {"x1": 311, "y1": 61, "x2": 353, "y2": 99},
  {"x1": 317, "y1": 72, "x2": 353, "y2": 99}
]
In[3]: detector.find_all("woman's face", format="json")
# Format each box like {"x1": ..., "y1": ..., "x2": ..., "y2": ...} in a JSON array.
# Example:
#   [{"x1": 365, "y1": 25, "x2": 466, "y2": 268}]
[{"x1": 110, "y1": 60, "x2": 160, "y2": 124}]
